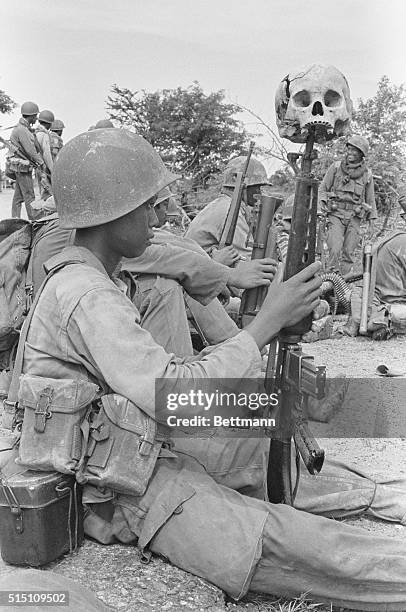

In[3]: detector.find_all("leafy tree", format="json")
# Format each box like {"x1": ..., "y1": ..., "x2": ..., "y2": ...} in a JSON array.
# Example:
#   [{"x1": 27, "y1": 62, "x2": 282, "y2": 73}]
[
  {"x1": 106, "y1": 81, "x2": 248, "y2": 185},
  {"x1": 0, "y1": 88, "x2": 16, "y2": 115}
]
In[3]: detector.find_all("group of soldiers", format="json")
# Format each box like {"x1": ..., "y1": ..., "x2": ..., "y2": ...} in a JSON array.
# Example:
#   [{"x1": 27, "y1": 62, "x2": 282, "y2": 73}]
[
  {"x1": 2, "y1": 104, "x2": 406, "y2": 610},
  {"x1": 6, "y1": 101, "x2": 65, "y2": 219}
]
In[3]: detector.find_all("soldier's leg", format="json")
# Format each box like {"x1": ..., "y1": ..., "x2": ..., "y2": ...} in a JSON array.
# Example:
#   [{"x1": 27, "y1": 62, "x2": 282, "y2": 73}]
[
  {"x1": 11, "y1": 175, "x2": 24, "y2": 217},
  {"x1": 341, "y1": 215, "x2": 361, "y2": 275},
  {"x1": 113, "y1": 453, "x2": 406, "y2": 610},
  {"x1": 295, "y1": 455, "x2": 406, "y2": 524},
  {"x1": 134, "y1": 274, "x2": 194, "y2": 356},
  {"x1": 326, "y1": 215, "x2": 345, "y2": 271},
  {"x1": 184, "y1": 293, "x2": 239, "y2": 345},
  {"x1": 16, "y1": 171, "x2": 36, "y2": 220}
]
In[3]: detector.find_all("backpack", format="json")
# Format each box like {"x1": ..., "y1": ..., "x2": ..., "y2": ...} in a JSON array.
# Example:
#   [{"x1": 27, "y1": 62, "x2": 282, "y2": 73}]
[{"x1": 0, "y1": 215, "x2": 74, "y2": 372}]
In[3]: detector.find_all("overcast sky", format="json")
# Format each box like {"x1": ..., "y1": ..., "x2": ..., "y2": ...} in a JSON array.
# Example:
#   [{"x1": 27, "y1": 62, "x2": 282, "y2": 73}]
[{"x1": 1, "y1": 0, "x2": 405, "y2": 170}]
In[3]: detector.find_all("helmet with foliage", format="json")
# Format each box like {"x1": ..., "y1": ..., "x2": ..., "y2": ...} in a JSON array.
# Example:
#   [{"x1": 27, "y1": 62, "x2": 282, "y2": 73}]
[
  {"x1": 53, "y1": 129, "x2": 180, "y2": 229},
  {"x1": 222, "y1": 156, "x2": 269, "y2": 188},
  {"x1": 51, "y1": 119, "x2": 65, "y2": 131},
  {"x1": 347, "y1": 135, "x2": 369, "y2": 157},
  {"x1": 21, "y1": 101, "x2": 39, "y2": 116}
]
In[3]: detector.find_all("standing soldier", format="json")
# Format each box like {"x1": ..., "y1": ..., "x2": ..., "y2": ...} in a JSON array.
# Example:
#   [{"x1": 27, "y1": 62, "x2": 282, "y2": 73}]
[
  {"x1": 9, "y1": 101, "x2": 45, "y2": 219},
  {"x1": 318, "y1": 135, "x2": 377, "y2": 274},
  {"x1": 35, "y1": 109, "x2": 55, "y2": 200},
  {"x1": 50, "y1": 119, "x2": 65, "y2": 161}
]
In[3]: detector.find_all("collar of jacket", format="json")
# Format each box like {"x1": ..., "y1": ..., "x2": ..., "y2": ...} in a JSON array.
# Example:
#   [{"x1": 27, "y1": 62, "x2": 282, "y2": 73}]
[
  {"x1": 340, "y1": 158, "x2": 368, "y2": 180},
  {"x1": 44, "y1": 245, "x2": 109, "y2": 278},
  {"x1": 18, "y1": 117, "x2": 32, "y2": 130},
  {"x1": 35, "y1": 124, "x2": 49, "y2": 134}
]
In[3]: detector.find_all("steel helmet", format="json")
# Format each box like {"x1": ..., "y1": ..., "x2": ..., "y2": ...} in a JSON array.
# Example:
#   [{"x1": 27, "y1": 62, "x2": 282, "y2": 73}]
[
  {"x1": 222, "y1": 156, "x2": 269, "y2": 188},
  {"x1": 94, "y1": 119, "x2": 114, "y2": 129},
  {"x1": 53, "y1": 129, "x2": 180, "y2": 229},
  {"x1": 154, "y1": 186, "x2": 172, "y2": 207},
  {"x1": 51, "y1": 119, "x2": 65, "y2": 131},
  {"x1": 280, "y1": 194, "x2": 294, "y2": 220},
  {"x1": 347, "y1": 135, "x2": 369, "y2": 157},
  {"x1": 38, "y1": 110, "x2": 55, "y2": 124},
  {"x1": 21, "y1": 101, "x2": 39, "y2": 116}
]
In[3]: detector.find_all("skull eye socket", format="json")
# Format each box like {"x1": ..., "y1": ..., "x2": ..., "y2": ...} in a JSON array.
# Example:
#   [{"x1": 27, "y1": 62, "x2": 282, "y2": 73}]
[
  {"x1": 293, "y1": 90, "x2": 311, "y2": 108},
  {"x1": 324, "y1": 90, "x2": 342, "y2": 107}
]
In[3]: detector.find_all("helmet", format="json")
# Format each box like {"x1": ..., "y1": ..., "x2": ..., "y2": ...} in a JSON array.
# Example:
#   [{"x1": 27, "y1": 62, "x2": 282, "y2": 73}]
[
  {"x1": 38, "y1": 110, "x2": 55, "y2": 124},
  {"x1": 21, "y1": 101, "x2": 39, "y2": 116},
  {"x1": 94, "y1": 119, "x2": 114, "y2": 129},
  {"x1": 51, "y1": 119, "x2": 65, "y2": 131},
  {"x1": 280, "y1": 194, "x2": 294, "y2": 220},
  {"x1": 347, "y1": 135, "x2": 369, "y2": 157},
  {"x1": 53, "y1": 128, "x2": 180, "y2": 229},
  {"x1": 154, "y1": 186, "x2": 172, "y2": 207},
  {"x1": 222, "y1": 156, "x2": 269, "y2": 188}
]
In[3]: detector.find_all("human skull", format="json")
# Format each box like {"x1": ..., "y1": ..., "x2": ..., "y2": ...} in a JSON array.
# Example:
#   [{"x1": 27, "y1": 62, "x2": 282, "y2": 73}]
[{"x1": 275, "y1": 64, "x2": 353, "y2": 143}]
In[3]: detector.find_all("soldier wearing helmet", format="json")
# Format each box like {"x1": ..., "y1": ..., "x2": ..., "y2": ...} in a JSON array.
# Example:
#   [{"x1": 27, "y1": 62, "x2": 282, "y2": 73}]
[
  {"x1": 16, "y1": 127, "x2": 406, "y2": 610},
  {"x1": 186, "y1": 155, "x2": 270, "y2": 267},
  {"x1": 9, "y1": 101, "x2": 45, "y2": 219},
  {"x1": 50, "y1": 119, "x2": 65, "y2": 161},
  {"x1": 318, "y1": 134, "x2": 377, "y2": 274},
  {"x1": 35, "y1": 109, "x2": 55, "y2": 199}
]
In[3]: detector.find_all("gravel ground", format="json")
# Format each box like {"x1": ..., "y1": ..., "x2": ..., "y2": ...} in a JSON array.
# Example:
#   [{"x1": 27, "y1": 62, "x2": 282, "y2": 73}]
[{"x1": 1, "y1": 188, "x2": 406, "y2": 611}]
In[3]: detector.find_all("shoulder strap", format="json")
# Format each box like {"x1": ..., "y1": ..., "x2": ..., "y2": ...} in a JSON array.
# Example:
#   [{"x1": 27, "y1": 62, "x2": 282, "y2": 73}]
[{"x1": 7, "y1": 258, "x2": 82, "y2": 406}]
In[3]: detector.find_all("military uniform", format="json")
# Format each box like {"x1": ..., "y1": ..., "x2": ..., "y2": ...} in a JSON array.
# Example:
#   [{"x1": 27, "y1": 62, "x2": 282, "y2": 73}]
[
  {"x1": 9, "y1": 118, "x2": 44, "y2": 219},
  {"x1": 319, "y1": 160, "x2": 377, "y2": 274},
  {"x1": 50, "y1": 131, "x2": 63, "y2": 161},
  {"x1": 35, "y1": 124, "x2": 53, "y2": 200},
  {"x1": 20, "y1": 244, "x2": 406, "y2": 611}
]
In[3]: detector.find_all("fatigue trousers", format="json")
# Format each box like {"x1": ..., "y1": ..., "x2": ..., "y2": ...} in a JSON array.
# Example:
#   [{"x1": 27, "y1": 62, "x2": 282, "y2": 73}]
[
  {"x1": 88, "y1": 276, "x2": 406, "y2": 610},
  {"x1": 11, "y1": 171, "x2": 36, "y2": 220},
  {"x1": 327, "y1": 214, "x2": 361, "y2": 275}
]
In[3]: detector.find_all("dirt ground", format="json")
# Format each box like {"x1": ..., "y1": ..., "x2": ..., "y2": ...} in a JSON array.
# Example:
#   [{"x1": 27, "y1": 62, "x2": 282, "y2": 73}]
[{"x1": 1, "y1": 188, "x2": 406, "y2": 611}]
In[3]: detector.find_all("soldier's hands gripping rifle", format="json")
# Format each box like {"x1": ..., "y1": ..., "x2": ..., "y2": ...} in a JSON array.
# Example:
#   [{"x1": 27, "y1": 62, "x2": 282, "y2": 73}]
[{"x1": 0, "y1": 136, "x2": 51, "y2": 196}]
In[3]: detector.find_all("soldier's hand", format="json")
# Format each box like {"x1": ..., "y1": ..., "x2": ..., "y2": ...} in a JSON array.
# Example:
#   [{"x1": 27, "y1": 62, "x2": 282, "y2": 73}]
[
  {"x1": 228, "y1": 258, "x2": 278, "y2": 289},
  {"x1": 246, "y1": 262, "x2": 322, "y2": 349},
  {"x1": 211, "y1": 245, "x2": 240, "y2": 266}
]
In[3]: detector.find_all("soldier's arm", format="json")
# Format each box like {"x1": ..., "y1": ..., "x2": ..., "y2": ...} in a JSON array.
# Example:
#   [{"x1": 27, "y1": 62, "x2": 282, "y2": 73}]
[
  {"x1": 17, "y1": 129, "x2": 44, "y2": 167},
  {"x1": 365, "y1": 175, "x2": 378, "y2": 220},
  {"x1": 318, "y1": 163, "x2": 336, "y2": 208}
]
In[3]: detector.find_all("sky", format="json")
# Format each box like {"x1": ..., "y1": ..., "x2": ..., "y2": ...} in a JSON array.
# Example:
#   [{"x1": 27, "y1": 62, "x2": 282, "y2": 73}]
[{"x1": 1, "y1": 0, "x2": 405, "y2": 171}]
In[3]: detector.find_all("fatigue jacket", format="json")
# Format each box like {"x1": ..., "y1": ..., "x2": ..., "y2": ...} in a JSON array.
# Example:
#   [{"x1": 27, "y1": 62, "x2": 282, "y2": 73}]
[
  {"x1": 318, "y1": 161, "x2": 377, "y2": 220},
  {"x1": 185, "y1": 194, "x2": 253, "y2": 260},
  {"x1": 10, "y1": 118, "x2": 44, "y2": 167},
  {"x1": 22, "y1": 246, "x2": 262, "y2": 422},
  {"x1": 50, "y1": 132, "x2": 63, "y2": 160},
  {"x1": 35, "y1": 125, "x2": 53, "y2": 173}
]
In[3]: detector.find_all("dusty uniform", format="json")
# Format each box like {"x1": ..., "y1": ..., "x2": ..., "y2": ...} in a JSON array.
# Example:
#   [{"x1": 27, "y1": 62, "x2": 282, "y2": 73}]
[
  {"x1": 185, "y1": 194, "x2": 252, "y2": 261},
  {"x1": 35, "y1": 125, "x2": 53, "y2": 199},
  {"x1": 9, "y1": 118, "x2": 44, "y2": 219},
  {"x1": 22, "y1": 245, "x2": 406, "y2": 611},
  {"x1": 319, "y1": 161, "x2": 377, "y2": 274},
  {"x1": 49, "y1": 132, "x2": 63, "y2": 161}
]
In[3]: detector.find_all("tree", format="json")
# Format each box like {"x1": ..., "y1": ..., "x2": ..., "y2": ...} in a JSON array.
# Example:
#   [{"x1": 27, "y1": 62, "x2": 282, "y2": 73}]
[
  {"x1": 0, "y1": 88, "x2": 16, "y2": 115},
  {"x1": 106, "y1": 81, "x2": 248, "y2": 185}
]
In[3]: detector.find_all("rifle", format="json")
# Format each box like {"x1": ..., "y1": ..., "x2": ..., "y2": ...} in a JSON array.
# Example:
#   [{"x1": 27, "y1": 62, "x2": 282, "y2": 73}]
[
  {"x1": 218, "y1": 141, "x2": 255, "y2": 249},
  {"x1": 265, "y1": 128, "x2": 326, "y2": 505},
  {"x1": 0, "y1": 136, "x2": 52, "y2": 195}
]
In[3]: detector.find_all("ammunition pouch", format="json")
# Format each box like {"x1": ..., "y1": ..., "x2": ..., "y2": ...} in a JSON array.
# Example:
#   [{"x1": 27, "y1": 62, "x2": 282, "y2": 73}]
[
  {"x1": 77, "y1": 394, "x2": 169, "y2": 497},
  {"x1": 17, "y1": 375, "x2": 99, "y2": 474},
  {"x1": 6, "y1": 156, "x2": 32, "y2": 176}
]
